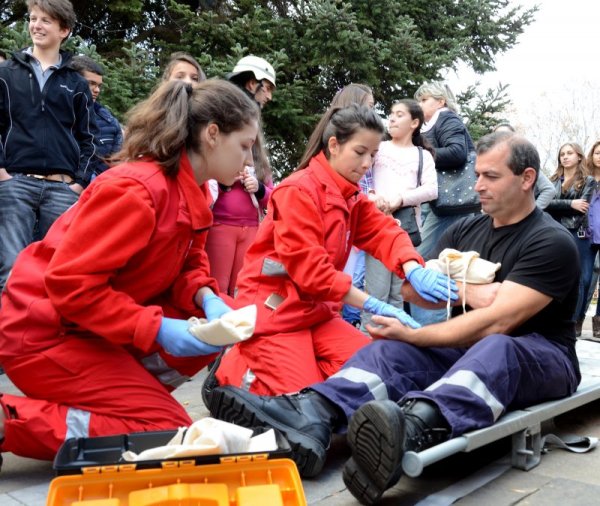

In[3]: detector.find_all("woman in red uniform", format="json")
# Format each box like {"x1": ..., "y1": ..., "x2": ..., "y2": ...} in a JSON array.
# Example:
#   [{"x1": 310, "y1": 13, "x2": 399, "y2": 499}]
[
  {"x1": 0, "y1": 79, "x2": 259, "y2": 462},
  {"x1": 213, "y1": 104, "x2": 456, "y2": 397}
]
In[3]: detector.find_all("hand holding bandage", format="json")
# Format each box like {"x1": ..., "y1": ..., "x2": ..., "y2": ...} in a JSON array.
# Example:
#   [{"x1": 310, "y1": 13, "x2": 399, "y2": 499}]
[
  {"x1": 425, "y1": 249, "x2": 501, "y2": 319},
  {"x1": 187, "y1": 304, "x2": 257, "y2": 346},
  {"x1": 406, "y1": 265, "x2": 458, "y2": 303},
  {"x1": 156, "y1": 305, "x2": 257, "y2": 357}
]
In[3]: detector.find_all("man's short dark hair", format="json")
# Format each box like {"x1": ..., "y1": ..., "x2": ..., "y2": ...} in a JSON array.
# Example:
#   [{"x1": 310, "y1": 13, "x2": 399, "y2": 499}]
[
  {"x1": 476, "y1": 131, "x2": 540, "y2": 177},
  {"x1": 71, "y1": 55, "x2": 104, "y2": 76}
]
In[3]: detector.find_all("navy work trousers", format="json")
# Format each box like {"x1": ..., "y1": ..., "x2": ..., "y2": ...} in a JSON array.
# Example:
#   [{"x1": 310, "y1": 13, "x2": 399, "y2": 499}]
[{"x1": 313, "y1": 333, "x2": 579, "y2": 436}]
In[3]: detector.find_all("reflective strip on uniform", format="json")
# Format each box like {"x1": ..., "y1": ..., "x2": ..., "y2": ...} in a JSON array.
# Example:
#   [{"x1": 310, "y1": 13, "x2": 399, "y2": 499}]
[
  {"x1": 65, "y1": 407, "x2": 91, "y2": 440},
  {"x1": 241, "y1": 368, "x2": 256, "y2": 391},
  {"x1": 426, "y1": 370, "x2": 504, "y2": 420},
  {"x1": 261, "y1": 257, "x2": 288, "y2": 276},
  {"x1": 141, "y1": 352, "x2": 190, "y2": 389},
  {"x1": 329, "y1": 367, "x2": 389, "y2": 401}
]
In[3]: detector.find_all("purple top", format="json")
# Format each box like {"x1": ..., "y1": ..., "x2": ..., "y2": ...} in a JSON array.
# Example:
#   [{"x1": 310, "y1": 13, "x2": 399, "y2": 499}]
[
  {"x1": 588, "y1": 184, "x2": 600, "y2": 244},
  {"x1": 212, "y1": 179, "x2": 274, "y2": 227}
]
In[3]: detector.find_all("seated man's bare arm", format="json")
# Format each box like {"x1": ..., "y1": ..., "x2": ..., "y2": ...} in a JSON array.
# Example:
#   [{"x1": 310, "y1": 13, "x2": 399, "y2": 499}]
[
  {"x1": 401, "y1": 280, "x2": 501, "y2": 310},
  {"x1": 371, "y1": 280, "x2": 551, "y2": 348}
]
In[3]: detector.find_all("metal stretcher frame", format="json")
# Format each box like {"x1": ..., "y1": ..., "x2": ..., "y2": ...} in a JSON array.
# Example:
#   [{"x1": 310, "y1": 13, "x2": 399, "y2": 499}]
[{"x1": 402, "y1": 340, "x2": 600, "y2": 477}]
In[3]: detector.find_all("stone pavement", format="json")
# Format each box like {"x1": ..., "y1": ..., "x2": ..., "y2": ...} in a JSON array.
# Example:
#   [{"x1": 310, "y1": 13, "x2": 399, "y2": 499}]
[{"x1": 3, "y1": 317, "x2": 600, "y2": 505}]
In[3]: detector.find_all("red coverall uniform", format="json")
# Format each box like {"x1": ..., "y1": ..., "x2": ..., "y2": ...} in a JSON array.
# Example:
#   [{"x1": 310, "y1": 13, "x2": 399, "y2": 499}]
[
  {"x1": 216, "y1": 152, "x2": 424, "y2": 395},
  {"x1": 0, "y1": 152, "x2": 218, "y2": 460}
]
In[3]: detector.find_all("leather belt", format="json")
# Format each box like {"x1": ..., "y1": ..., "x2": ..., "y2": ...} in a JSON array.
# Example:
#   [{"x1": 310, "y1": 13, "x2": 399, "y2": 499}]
[{"x1": 25, "y1": 173, "x2": 74, "y2": 184}]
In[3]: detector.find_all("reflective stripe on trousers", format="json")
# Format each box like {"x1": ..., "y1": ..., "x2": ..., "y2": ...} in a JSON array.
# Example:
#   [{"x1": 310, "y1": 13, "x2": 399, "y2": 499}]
[
  {"x1": 241, "y1": 368, "x2": 256, "y2": 391},
  {"x1": 329, "y1": 366, "x2": 389, "y2": 401},
  {"x1": 426, "y1": 369, "x2": 504, "y2": 421},
  {"x1": 65, "y1": 407, "x2": 91, "y2": 439}
]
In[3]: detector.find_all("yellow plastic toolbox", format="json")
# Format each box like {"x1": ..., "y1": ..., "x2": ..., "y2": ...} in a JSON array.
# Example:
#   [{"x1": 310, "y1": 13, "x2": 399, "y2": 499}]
[{"x1": 47, "y1": 429, "x2": 306, "y2": 506}]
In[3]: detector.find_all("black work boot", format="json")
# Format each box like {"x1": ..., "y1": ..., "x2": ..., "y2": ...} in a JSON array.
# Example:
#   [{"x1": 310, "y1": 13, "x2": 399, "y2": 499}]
[
  {"x1": 343, "y1": 399, "x2": 450, "y2": 505},
  {"x1": 201, "y1": 350, "x2": 225, "y2": 408},
  {"x1": 209, "y1": 386, "x2": 341, "y2": 477}
]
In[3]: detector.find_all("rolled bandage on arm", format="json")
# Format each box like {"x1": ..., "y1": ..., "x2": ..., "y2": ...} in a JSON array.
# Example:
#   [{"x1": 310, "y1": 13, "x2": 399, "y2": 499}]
[{"x1": 426, "y1": 249, "x2": 501, "y2": 318}]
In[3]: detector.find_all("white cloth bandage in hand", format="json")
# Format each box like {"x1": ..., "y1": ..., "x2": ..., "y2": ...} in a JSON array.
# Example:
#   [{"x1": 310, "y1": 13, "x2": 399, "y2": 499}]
[
  {"x1": 122, "y1": 417, "x2": 278, "y2": 461},
  {"x1": 187, "y1": 304, "x2": 257, "y2": 346},
  {"x1": 426, "y1": 249, "x2": 501, "y2": 319}
]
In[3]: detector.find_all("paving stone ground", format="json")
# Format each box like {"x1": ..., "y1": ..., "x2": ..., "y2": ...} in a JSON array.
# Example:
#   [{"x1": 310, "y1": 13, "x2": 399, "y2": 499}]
[{"x1": 2, "y1": 315, "x2": 600, "y2": 505}]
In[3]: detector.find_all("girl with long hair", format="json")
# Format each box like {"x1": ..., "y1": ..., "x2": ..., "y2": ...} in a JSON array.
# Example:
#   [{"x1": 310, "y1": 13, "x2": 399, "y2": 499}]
[
  {"x1": 209, "y1": 104, "x2": 456, "y2": 398},
  {"x1": 0, "y1": 79, "x2": 258, "y2": 462},
  {"x1": 547, "y1": 142, "x2": 595, "y2": 334},
  {"x1": 361, "y1": 99, "x2": 438, "y2": 329}
]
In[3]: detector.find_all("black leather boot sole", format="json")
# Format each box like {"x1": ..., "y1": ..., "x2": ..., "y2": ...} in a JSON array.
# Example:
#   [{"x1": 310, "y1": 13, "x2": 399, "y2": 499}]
[
  {"x1": 208, "y1": 387, "x2": 327, "y2": 478},
  {"x1": 343, "y1": 400, "x2": 405, "y2": 505}
]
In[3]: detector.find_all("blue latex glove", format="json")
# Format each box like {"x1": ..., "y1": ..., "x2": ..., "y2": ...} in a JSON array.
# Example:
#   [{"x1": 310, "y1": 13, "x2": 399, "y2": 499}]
[
  {"x1": 406, "y1": 265, "x2": 458, "y2": 303},
  {"x1": 363, "y1": 296, "x2": 421, "y2": 329},
  {"x1": 202, "y1": 293, "x2": 232, "y2": 322},
  {"x1": 156, "y1": 317, "x2": 222, "y2": 357}
]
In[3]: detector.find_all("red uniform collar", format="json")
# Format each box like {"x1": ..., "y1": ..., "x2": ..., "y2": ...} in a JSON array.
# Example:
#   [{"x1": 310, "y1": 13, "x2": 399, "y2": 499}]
[
  {"x1": 178, "y1": 149, "x2": 213, "y2": 230},
  {"x1": 313, "y1": 151, "x2": 360, "y2": 200}
]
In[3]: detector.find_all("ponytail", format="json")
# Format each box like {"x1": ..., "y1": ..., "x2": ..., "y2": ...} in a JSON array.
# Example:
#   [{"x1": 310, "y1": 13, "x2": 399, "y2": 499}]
[
  {"x1": 297, "y1": 104, "x2": 384, "y2": 171},
  {"x1": 114, "y1": 79, "x2": 259, "y2": 176}
]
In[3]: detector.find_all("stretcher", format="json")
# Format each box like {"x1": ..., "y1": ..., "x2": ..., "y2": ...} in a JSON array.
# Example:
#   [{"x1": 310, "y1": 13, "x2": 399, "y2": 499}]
[{"x1": 402, "y1": 339, "x2": 600, "y2": 477}]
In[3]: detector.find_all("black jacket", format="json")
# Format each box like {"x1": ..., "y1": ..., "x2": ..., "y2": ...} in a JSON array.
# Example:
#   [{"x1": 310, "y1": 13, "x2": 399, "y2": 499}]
[
  {"x1": 425, "y1": 109, "x2": 474, "y2": 171},
  {"x1": 547, "y1": 176, "x2": 596, "y2": 231},
  {"x1": 0, "y1": 49, "x2": 98, "y2": 185}
]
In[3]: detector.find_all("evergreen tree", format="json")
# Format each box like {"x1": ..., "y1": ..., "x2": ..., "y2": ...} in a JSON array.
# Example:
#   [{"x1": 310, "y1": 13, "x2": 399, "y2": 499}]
[{"x1": 1, "y1": 0, "x2": 536, "y2": 178}]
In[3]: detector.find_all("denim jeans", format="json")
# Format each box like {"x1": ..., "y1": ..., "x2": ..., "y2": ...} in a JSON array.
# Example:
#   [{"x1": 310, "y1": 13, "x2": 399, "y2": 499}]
[
  {"x1": 360, "y1": 254, "x2": 403, "y2": 331},
  {"x1": 570, "y1": 229, "x2": 594, "y2": 322},
  {"x1": 0, "y1": 174, "x2": 79, "y2": 291},
  {"x1": 586, "y1": 247, "x2": 600, "y2": 316},
  {"x1": 342, "y1": 250, "x2": 366, "y2": 324}
]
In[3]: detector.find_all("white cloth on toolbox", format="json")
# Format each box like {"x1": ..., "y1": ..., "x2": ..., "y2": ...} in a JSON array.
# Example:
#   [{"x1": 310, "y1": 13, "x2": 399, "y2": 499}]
[
  {"x1": 187, "y1": 304, "x2": 257, "y2": 346},
  {"x1": 122, "y1": 417, "x2": 277, "y2": 461}
]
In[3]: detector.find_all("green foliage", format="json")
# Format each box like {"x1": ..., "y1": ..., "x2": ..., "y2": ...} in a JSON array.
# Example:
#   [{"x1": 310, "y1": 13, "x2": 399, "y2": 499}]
[
  {"x1": 0, "y1": 19, "x2": 28, "y2": 50},
  {"x1": 458, "y1": 83, "x2": 511, "y2": 141},
  {"x1": 1, "y1": 0, "x2": 537, "y2": 178}
]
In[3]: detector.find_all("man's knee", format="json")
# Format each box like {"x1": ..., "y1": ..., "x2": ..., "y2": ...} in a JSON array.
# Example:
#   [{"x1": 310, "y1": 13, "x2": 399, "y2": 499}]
[{"x1": 345, "y1": 338, "x2": 417, "y2": 373}]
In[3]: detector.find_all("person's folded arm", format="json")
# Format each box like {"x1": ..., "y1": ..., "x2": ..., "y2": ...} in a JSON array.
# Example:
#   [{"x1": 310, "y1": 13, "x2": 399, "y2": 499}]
[
  {"x1": 401, "y1": 279, "x2": 501, "y2": 310},
  {"x1": 376, "y1": 280, "x2": 550, "y2": 348}
]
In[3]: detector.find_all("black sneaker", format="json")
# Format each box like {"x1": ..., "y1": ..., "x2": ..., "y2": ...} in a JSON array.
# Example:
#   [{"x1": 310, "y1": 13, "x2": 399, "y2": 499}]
[
  {"x1": 209, "y1": 386, "x2": 339, "y2": 477},
  {"x1": 344, "y1": 399, "x2": 450, "y2": 505}
]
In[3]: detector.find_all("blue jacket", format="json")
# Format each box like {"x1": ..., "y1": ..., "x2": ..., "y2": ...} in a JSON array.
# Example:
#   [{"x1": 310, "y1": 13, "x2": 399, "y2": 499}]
[
  {"x1": 94, "y1": 101, "x2": 122, "y2": 173},
  {"x1": 0, "y1": 49, "x2": 98, "y2": 186}
]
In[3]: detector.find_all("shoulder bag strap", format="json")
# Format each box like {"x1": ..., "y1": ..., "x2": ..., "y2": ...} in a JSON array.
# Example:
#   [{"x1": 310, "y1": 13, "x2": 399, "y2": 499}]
[{"x1": 417, "y1": 146, "x2": 423, "y2": 187}]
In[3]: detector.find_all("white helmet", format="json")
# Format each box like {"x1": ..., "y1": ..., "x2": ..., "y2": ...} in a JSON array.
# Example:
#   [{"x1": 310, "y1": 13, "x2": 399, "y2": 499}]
[{"x1": 229, "y1": 55, "x2": 276, "y2": 87}]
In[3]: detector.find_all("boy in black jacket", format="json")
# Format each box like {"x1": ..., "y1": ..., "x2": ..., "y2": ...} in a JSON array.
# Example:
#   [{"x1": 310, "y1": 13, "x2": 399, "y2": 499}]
[{"x1": 0, "y1": 0, "x2": 98, "y2": 292}]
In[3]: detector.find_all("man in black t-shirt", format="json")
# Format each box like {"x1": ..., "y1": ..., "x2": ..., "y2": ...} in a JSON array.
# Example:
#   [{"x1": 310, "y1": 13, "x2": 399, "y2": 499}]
[{"x1": 208, "y1": 132, "x2": 581, "y2": 502}]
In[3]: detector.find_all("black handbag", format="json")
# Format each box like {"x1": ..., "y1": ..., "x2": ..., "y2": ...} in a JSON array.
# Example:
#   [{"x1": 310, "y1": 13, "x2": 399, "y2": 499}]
[
  {"x1": 392, "y1": 147, "x2": 423, "y2": 247},
  {"x1": 430, "y1": 133, "x2": 481, "y2": 216}
]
